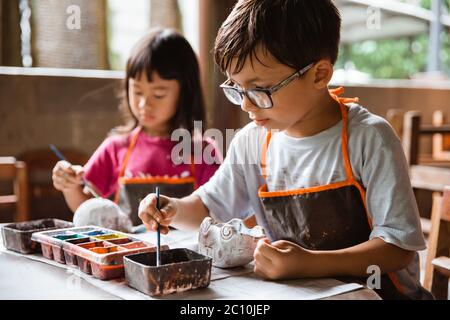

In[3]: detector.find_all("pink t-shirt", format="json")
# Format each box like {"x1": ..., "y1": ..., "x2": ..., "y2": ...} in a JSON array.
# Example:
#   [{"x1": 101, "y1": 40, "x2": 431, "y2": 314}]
[{"x1": 84, "y1": 128, "x2": 222, "y2": 198}]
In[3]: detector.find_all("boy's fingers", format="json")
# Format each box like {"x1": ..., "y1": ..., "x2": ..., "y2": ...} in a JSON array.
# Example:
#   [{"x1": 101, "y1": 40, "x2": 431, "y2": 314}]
[
  {"x1": 271, "y1": 240, "x2": 293, "y2": 250},
  {"x1": 256, "y1": 238, "x2": 280, "y2": 260},
  {"x1": 160, "y1": 226, "x2": 170, "y2": 234},
  {"x1": 139, "y1": 193, "x2": 176, "y2": 225},
  {"x1": 143, "y1": 221, "x2": 170, "y2": 235},
  {"x1": 254, "y1": 262, "x2": 271, "y2": 279},
  {"x1": 160, "y1": 206, "x2": 176, "y2": 220},
  {"x1": 143, "y1": 222, "x2": 154, "y2": 231},
  {"x1": 254, "y1": 247, "x2": 273, "y2": 267},
  {"x1": 138, "y1": 195, "x2": 162, "y2": 223}
]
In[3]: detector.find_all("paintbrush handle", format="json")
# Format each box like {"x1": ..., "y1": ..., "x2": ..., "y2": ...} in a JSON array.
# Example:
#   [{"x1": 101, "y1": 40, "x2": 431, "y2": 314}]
[
  {"x1": 82, "y1": 180, "x2": 101, "y2": 198},
  {"x1": 156, "y1": 186, "x2": 161, "y2": 267}
]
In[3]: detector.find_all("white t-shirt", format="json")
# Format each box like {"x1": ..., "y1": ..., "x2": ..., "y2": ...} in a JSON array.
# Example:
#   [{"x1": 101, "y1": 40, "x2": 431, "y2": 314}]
[{"x1": 194, "y1": 103, "x2": 429, "y2": 299}]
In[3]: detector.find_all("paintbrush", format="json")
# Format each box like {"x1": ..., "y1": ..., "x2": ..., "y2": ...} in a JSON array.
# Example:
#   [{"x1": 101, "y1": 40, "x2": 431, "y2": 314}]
[
  {"x1": 49, "y1": 144, "x2": 101, "y2": 199},
  {"x1": 156, "y1": 186, "x2": 161, "y2": 267}
]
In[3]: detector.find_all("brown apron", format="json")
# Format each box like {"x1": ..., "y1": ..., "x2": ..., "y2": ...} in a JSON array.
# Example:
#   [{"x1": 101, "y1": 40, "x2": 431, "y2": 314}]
[
  {"x1": 114, "y1": 127, "x2": 197, "y2": 226},
  {"x1": 258, "y1": 88, "x2": 409, "y2": 299}
]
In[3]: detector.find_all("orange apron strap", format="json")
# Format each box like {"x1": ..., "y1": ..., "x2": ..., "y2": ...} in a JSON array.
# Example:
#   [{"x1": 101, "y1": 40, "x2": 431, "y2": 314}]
[
  {"x1": 330, "y1": 87, "x2": 357, "y2": 182},
  {"x1": 331, "y1": 88, "x2": 374, "y2": 229},
  {"x1": 114, "y1": 127, "x2": 142, "y2": 203},
  {"x1": 339, "y1": 103, "x2": 356, "y2": 182},
  {"x1": 261, "y1": 130, "x2": 272, "y2": 180}
]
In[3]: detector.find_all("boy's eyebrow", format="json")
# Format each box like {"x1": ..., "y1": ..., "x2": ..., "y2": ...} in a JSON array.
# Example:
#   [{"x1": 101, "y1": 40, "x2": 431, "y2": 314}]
[{"x1": 229, "y1": 76, "x2": 264, "y2": 87}]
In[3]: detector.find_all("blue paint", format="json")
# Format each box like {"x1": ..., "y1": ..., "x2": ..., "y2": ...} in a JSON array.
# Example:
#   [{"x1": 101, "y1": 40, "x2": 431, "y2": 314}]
[
  {"x1": 53, "y1": 234, "x2": 84, "y2": 241},
  {"x1": 82, "y1": 230, "x2": 107, "y2": 236}
]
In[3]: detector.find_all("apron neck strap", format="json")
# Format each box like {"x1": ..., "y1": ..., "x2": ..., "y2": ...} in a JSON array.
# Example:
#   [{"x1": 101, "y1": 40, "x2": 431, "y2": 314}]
[
  {"x1": 331, "y1": 87, "x2": 358, "y2": 182},
  {"x1": 118, "y1": 126, "x2": 142, "y2": 179},
  {"x1": 118, "y1": 126, "x2": 198, "y2": 181},
  {"x1": 260, "y1": 87, "x2": 359, "y2": 182}
]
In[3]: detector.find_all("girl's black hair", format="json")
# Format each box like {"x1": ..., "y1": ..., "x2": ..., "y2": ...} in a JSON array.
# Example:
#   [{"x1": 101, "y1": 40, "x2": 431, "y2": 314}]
[{"x1": 113, "y1": 28, "x2": 206, "y2": 135}]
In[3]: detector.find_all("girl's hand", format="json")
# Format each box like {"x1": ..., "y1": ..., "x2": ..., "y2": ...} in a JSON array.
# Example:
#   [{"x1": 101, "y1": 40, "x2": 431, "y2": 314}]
[
  {"x1": 52, "y1": 160, "x2": 84, "y2": 192},
  {"x1": 138, "y1": 193, "x2": 178, "y2": 234},
  {"x1": 253, "y1": 238, "x2": 315, "y2": 280}
]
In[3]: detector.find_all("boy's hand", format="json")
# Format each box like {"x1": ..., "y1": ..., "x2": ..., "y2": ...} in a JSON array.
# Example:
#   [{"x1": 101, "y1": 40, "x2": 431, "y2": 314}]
[
  {"x1": 138, "y1": 193, "x2": 178, "y2": 235},
  {"x1": 52, "y1": 160, "x2": 84, "y2": 192},
  {"x1": 253, "y1": 238, "x2": 314, "y2": 280}
]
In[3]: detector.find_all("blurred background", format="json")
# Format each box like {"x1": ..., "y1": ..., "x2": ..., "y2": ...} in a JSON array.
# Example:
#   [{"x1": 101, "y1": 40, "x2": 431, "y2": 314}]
[{"x1": 0, "y1": 0, "x2": 449, "y2": 225}]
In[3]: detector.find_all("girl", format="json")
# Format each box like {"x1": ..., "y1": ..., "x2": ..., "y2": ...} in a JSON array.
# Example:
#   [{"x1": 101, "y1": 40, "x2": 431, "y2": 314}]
[{"x1": 52, "y1": 29, "x2": 221, "y2": 226}]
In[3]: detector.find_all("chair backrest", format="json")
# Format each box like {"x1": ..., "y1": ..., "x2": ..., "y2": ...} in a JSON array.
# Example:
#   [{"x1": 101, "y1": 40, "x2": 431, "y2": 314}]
[
  {"x1": 0, "y1": 157, "x2": 29, "y2": 222},
  {"x1": 0, "y1": 157, "x2": 18, "y2": 180},
  {"x1": 432, "y1": 111, "x2": 450, "y2": 161},
  {"x1": 402, "y1": 111, "x2": 450, "y2": 166}
]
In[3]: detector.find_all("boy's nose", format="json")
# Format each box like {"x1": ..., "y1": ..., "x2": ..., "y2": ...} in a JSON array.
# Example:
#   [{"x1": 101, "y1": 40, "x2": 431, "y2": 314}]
[{"x1": 240, "y1": 95, "x2": 258, "y2": 113}]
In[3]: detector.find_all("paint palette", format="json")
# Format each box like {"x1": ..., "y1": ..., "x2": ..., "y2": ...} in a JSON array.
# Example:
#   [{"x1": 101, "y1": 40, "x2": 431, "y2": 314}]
[
  {"x1": 124, "y1": 248, "x2": 212, "y2": 296},
  {"x1": 1, "y1": 219, "x2": 74, "y2": 254},
  {"x1": 31, "y1": 226, "x2": 168, "y2": 280}
]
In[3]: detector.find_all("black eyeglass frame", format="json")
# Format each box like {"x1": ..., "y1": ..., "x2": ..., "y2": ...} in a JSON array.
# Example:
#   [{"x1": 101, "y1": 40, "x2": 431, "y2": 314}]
[{"x1": 220, "y1": 63, "x2": 314, "y2": 109}]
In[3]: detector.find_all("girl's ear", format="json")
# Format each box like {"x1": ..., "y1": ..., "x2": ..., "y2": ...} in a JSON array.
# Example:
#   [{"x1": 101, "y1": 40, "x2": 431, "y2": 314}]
[{"x1": 311, "y1": 59, "x2": 334, "y2": 90}]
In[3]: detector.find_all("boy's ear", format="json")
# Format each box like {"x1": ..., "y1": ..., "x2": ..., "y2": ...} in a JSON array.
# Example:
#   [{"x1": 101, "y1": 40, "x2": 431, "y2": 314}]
[{"x1": 311, "y1": 60, "x2": 334, "y2": 90}]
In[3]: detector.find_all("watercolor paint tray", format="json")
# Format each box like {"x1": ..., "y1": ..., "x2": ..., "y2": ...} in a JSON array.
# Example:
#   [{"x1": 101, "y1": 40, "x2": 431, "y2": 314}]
[
  {"x1": 31, "y1": 226, "x2": 168, "y2": 280},
  {"x1": 2, "y1": 219, "x2": 74, "y2": 254},
  {"x1": 124, "y1": 248, "x2": 212, "y2": 296}
]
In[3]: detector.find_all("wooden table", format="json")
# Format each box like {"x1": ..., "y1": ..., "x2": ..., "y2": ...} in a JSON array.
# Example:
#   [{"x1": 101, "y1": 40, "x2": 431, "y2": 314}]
[{"x1": 0, "y1": 225, "x2": 380, "y2": 300}]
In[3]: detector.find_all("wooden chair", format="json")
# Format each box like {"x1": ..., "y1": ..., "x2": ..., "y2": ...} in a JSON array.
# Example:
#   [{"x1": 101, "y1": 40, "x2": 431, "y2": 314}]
[
  {"x1": 423, "y1": 186, "x2": 450, "y2": 299},
  {"x1": 432, "y1": 111, "x2": 450, "y2": 161},
  {"x1": 402, "y1": 111, "x2": 450, "y2": 192},
  {"x1": 386, "y1": 109, "x2": 450, "y2": 164},
  {"x1": 0, "y1": 157, "x2": 30, "y2": 222}
]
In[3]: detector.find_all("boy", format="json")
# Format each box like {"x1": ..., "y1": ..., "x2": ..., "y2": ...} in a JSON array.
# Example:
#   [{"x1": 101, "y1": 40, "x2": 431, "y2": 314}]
[{"x1": 138, "y1": 0, "x2": 432, "y2": 299}]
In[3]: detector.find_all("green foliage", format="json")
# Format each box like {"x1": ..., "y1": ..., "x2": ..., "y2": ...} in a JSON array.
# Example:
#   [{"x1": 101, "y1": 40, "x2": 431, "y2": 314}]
[{"x1": 335, "y1": 0, "x2": 450, "y2": 79}]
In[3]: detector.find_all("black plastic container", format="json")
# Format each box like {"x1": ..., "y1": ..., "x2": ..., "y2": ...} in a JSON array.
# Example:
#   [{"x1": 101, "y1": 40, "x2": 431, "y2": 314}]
[
  {"x1": 1, "y1": 219, "x2": 73, "y2": 254},
  {"x1": 124, "y1": 248, "x2": 212, "y2": 296}
]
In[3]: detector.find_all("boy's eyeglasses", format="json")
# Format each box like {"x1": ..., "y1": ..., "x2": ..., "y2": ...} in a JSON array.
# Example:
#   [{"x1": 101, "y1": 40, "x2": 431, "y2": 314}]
[{"x1": 220, "y1": 63, "x2": 314, "y2": 109}]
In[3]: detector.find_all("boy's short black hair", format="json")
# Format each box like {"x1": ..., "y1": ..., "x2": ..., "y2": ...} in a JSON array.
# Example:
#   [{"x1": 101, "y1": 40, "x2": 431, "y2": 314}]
[{"x1": 214, "y1": 0, "x2": 341, "y2": 74}]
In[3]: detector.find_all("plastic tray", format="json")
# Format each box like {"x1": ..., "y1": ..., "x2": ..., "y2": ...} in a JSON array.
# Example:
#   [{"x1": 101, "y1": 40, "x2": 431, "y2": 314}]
[{"x1": 31, "y1": 226, "x2": 168, "y2": 280}]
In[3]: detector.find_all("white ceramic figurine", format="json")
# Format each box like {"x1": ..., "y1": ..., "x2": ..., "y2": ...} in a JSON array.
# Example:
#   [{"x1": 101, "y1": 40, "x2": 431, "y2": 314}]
[{"x1": 198, "y1": 217, "x2": 266, "y2": 268}]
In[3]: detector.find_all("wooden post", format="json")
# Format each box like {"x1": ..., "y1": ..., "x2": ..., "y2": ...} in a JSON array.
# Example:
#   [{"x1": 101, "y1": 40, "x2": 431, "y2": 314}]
[
  {"x1": 149, "y1": 0, "x2": 182, "y2": 31},
  {"x1": 199, "y1": 0, "x2": 243, "y2": 136},
  {"x1": 0, "y1": 0, "x2": 22, "y2": 66},
  {"x1": 14, "y1": 161, "x2": 29, "y2": 222}
]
